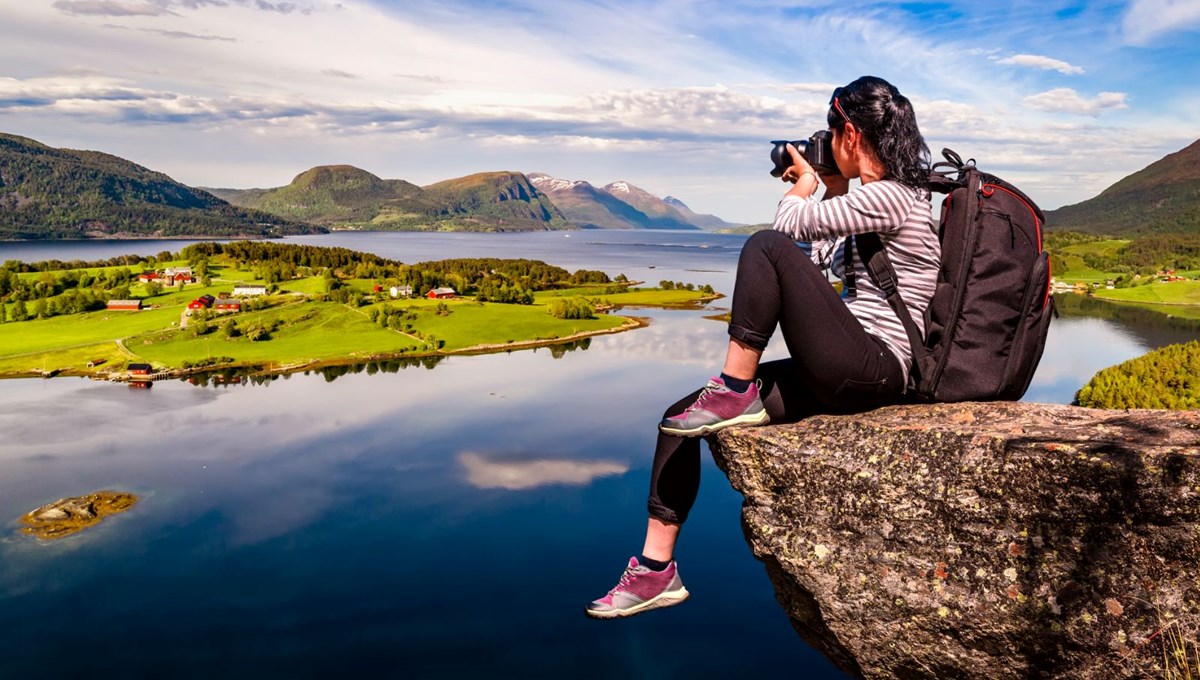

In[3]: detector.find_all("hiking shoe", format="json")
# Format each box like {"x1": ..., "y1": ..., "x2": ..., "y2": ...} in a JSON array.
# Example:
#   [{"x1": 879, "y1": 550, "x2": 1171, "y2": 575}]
[
  {"x1": 658, "y1": 377, "x2": 769, "y2": 437},
  {"x1": 585, "y1": 557, "x2": 689, "y2": 620}
]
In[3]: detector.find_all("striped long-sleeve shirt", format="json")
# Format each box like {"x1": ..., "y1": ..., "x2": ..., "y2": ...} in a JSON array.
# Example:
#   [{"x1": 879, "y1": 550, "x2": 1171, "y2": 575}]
[{"x1": 773, "y1": 179, "x2": 939, "y2": 385}]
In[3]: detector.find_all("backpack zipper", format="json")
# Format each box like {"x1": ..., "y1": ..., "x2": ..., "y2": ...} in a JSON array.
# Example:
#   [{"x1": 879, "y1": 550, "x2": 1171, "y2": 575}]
[{"x1": 982, "y1": 183, "x2": 1042, "y2": 252}]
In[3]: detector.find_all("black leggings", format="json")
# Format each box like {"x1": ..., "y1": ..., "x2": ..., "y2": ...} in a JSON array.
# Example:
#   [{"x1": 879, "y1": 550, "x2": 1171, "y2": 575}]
[{"x1": 647, "y1": 230, "x2": 906, "y2": 524}]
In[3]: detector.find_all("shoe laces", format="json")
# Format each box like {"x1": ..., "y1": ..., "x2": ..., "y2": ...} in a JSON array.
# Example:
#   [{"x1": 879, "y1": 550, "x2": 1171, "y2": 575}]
[
  {"x1": 685, "y1": 381, "x2": 722, "y2": 412},
  {"x1": 610, "y1": 564, "x2": 641, "y2": 594}
]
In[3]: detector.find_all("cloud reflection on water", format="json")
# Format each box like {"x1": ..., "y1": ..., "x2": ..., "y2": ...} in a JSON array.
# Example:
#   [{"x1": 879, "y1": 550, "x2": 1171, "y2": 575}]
[{"x1": 458, "y1": 451, "x2": 628, "y2": 490}]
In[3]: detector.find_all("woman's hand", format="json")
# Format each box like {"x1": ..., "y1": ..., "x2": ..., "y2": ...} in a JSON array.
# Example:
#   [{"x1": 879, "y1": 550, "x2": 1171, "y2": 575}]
[
  {"x1": 781, "y1": 144, "x2": 816, "y2": 184},
  {"x1": 782, "y1": 144, "x2": 820, "y2": 199}
]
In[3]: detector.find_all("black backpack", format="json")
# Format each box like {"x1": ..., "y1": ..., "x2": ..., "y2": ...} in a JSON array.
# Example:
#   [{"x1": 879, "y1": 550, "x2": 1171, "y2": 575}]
[{"x1": 857, "y1": 149, "x2": 1054, "y2": 402}]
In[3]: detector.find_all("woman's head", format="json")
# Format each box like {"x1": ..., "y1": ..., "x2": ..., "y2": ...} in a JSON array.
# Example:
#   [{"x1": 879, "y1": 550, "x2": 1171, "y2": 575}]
[{"x1": 826, "y1": 76, "x2": 929, "y2": 189}]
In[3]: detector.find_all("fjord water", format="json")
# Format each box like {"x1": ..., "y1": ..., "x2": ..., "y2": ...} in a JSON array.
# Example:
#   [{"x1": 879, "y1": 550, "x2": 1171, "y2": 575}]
[{"x1": 0, "y1": 231, "x2": 1192, "y2": 678}]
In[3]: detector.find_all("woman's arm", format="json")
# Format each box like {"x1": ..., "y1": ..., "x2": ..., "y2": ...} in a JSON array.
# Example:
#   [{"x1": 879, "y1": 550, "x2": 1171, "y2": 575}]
[{"x1": 773, "y1": 180, "x2": 914, "y2": 242}]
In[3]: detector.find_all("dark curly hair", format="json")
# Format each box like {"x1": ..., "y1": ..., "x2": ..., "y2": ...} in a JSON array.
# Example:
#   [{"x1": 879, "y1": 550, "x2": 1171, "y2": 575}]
[{"x1": 827, "y1": 76, "x2": 929, "y2": 190}]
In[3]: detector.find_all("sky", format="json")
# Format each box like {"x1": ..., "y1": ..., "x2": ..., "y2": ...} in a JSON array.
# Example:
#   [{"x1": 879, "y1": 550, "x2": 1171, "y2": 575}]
[{"x1": 1, "y1": 0, "x2": 1198, "y2": 224}]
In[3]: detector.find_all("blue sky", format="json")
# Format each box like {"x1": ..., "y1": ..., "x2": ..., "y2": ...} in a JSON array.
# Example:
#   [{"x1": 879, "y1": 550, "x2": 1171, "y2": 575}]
[{"x1": 1, "y1": 0, "x2": 1197, "y2": 223}]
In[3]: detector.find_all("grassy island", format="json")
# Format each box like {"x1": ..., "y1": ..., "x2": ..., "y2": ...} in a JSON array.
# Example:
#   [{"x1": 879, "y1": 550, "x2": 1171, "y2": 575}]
[{"x1": 0, "y1": 242, "x2": 719, "y2": 379}]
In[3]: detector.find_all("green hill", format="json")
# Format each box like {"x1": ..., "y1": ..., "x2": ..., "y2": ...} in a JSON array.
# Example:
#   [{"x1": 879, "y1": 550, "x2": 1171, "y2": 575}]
[
  {"x1": 0, "y1": 132, "x2": 320, "y2": 240},
  {"x1": 1075, "y1": 340, "x2": 1200, "y2": 409},
  {"x1": 211, "y1": 167, "x2": 569, "y2": 232},
  {"x1": 207, "y1": 165, "x2": 424, "y2": 225},
  {"x1": 1045, "y1": 138, "x2": 1200, "y2": 235}
]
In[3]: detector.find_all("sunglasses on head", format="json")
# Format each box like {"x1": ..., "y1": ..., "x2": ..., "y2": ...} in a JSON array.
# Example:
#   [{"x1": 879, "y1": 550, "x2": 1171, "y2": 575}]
[{"x1": 829, "y1": 87, "x2": 849, "y2": 126}]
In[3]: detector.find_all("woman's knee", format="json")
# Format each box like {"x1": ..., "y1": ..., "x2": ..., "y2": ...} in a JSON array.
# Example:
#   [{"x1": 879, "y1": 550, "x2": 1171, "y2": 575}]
[{"x1": 743, "y1": 229, "x2": 792, "y2": 256}]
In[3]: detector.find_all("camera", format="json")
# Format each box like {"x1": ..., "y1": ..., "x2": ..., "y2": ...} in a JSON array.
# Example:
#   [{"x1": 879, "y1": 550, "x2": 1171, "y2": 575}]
[{"x1": 770, "y1": 131, "x2": 840, "y2": 178}]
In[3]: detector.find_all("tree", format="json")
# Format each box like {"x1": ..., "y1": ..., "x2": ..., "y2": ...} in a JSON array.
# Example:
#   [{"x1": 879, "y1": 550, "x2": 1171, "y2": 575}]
[
  {"x1": 244, "y1": 323, "x2": 271, "y2": 341},
  {"x1": 10, "y1": 300, "x2": 27, "y2": 322},
  {"x1": 547, "y1": 297, "x2": 594, "y2": 319}
]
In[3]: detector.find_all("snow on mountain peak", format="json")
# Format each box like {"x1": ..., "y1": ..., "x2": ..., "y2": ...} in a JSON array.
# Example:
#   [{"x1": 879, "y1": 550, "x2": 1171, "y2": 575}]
[
  {"x1": 529, "y1": 173, "x2": 587, "y2": 192},
  {"x1": 607, "y1": 181, "x2": 631, "y2": 193}
]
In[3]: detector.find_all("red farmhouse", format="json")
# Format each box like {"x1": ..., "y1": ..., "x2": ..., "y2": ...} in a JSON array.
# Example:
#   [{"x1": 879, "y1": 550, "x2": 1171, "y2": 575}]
[{"x1": 187, "y1": 294, "x2": 216, "y2": 310}]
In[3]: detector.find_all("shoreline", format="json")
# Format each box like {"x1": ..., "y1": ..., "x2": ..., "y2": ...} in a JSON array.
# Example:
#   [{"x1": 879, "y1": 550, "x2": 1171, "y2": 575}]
[
  {"x1": 1087, "y1": 293, "x2": 1200, "y2": 307},
  {"x1": 0, "y1": 314, "x2": 656, "y2": 382}
]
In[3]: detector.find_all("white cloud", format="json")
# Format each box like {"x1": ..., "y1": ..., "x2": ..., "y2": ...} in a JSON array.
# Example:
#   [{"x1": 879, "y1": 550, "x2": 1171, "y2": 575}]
[
  {"x1": 996, "y1": 54, "x2": 1084, "y2": 75},
  {"x1": 52, "y1": 0, "x2": 173, "y2": 16},
  {"x1": 458, "y1": 452, "x2": 628, "y2": 490},
  {"x1": 1022, "y1": 88, "x2": 1129, "y2": 116},
  {"x1": 1123, "y1": 0, "x2": 1200, "y2": 44}
]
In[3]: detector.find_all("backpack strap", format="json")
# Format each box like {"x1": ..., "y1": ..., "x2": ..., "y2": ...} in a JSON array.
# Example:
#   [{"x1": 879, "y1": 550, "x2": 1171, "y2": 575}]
[
  {"x1": 855, "y1": 232, "x2": 926, "y2": 387},
  {"x1": 929, "y1": 148, "x2": 972, "y2": 194}
]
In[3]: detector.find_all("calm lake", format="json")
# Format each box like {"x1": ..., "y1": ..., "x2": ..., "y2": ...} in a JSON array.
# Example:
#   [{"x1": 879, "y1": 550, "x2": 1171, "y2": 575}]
[{"x1": 1, "y1": 231, "x2": 1194, "y2": 678}]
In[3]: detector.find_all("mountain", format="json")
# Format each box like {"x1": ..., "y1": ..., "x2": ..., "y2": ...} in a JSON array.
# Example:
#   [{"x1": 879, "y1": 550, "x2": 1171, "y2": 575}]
[
  {"x1": 529, "y1": 173, "x2": 732, "y2": 230},
  {"x1": 1045, "y1": 138, "x2": 1200, "y2": 235},
  {"x1": 421, "y1": 172, "x2": 566, "y2": 229},
  {"x1": 602, "y1": 181, "x2": 697, "y2": 230},
  {"x1": 211, "y1": 167, "x2": 567, "y2": 232},
  {"x1": 663, "y1": 196, "x2": 738, "y2": 231},
  {"x1": 528, "y1": 174, "x2": 662, "y2": 229},
  {"x1": 0, "y1": 132, "x2": 320, "y2": 240}
]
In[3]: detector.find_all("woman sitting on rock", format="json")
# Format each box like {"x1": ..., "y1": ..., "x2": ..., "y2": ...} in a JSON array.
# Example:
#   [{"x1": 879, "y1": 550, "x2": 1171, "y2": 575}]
[{"x1": 586, "y1": 75, "x2": 941, "y2": 619}]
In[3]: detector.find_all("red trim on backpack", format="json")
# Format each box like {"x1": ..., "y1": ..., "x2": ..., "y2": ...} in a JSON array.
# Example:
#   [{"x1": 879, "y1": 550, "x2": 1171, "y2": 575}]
[
  {"x1": 1044, "y1": 255, "x2": 1052, "y2": 309},
  {"x1": 983, "y1": 183, "x2": 1042, "y2": 252}
]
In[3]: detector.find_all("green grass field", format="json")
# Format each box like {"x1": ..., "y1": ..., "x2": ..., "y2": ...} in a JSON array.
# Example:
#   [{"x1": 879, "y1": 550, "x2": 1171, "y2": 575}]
[
  {"x1": 1051, "y1": 240, "x2": 1130, "y2": 283},
  {"x1": 1091, "y1": 280, "x2": 1200, "y2": 305},
  {"x1": 131, "y1": 301, "x2": 425, "y2": 367},
  {"x1": 0, "y1": 306, "x2": 183, "y2": 356},
  {"x1": 383, "y1": 298, "x2": 629, "y2": 351},
  {"x1": 534, "y1": 286, "x2": 717, "y2": 307},
  {"x1": 0, "y1": 278, "x2": 714, "y2": 377},
  {"x1": 0, "y1": 342, "x2": 127, "y2": 377}
]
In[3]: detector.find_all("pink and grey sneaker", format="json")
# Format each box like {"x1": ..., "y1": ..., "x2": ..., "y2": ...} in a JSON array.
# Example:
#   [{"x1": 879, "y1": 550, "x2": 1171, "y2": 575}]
[
  {"x1": 658, "y1": 377, "x2": 769, "y2": 437},
  {"x1": 585, "y1": 557, "x2": 689, "y2": 619}
]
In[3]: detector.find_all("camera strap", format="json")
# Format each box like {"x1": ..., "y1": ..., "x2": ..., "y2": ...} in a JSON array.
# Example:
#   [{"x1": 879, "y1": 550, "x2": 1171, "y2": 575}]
[{"x1": 842, "y1": 236, "x2": 857, "y2": 298}]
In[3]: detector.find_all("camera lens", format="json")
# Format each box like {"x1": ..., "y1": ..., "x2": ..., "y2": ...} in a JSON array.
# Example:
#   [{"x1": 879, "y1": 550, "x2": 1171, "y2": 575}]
[{"x1": 769, "y1": 139, "x2": 808, "y2": 178}]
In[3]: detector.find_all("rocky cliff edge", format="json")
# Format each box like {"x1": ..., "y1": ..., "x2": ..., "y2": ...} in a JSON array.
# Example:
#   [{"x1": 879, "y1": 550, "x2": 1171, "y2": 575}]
[{"x1": 710, "y1": 402, "x2": 1200, "y2": 679}]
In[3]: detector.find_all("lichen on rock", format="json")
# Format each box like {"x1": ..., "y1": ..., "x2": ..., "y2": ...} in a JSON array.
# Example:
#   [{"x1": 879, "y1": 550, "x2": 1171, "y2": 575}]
[
  {"x1": 710, "y1": 402, "x2": 1200, "y2": 679},
  {"x1": 20, "y1": 491, "x2": 138, "y2": 540}
]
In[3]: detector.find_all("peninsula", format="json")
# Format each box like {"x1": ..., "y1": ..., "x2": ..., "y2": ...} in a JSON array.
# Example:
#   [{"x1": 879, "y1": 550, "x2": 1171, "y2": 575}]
[{"x1": 0, "y1": 241, "x2": 719, "y2": 379}]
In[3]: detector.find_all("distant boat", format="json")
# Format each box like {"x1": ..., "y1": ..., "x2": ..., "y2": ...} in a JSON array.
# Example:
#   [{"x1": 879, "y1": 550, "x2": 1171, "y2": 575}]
[
  {"x1": 563, "y1": 234, "x2": 572, "y2": 238},
  {"x1": 648, "y1": 265, "x2": 656, "y2": 269}
]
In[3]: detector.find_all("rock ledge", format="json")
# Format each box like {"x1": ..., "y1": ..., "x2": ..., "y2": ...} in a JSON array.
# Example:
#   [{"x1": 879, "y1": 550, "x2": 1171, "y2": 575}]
[{"x1": 711, "y1": 402, "x2": 1200, "y2": 679}]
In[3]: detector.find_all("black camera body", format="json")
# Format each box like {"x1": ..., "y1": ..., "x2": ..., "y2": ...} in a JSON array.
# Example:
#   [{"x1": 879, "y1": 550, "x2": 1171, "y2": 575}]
[{"x1": 770, "y1": 131, "x2": 840, "y2": 178}]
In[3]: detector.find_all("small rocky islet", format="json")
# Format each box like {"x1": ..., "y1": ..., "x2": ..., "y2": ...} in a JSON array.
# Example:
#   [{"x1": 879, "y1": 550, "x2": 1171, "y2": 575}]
[{"x1": 19, "y1": 491, "x2": 138, "y2": 540}]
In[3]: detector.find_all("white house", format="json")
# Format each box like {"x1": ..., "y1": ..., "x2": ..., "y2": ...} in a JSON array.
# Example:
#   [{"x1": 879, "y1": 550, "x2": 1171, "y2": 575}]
[
  {"x1": 232, "y1": 284, "x2": 268, "y2": 297},
  {"x1": 390, "y1": 285, "x2": 414, "y2": 299}
]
